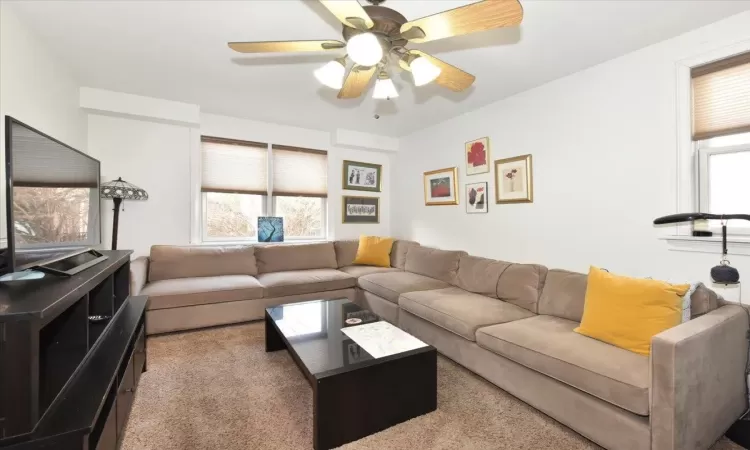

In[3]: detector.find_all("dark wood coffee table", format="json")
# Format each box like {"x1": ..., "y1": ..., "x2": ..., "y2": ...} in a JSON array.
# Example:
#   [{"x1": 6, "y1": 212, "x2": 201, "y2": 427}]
[{"x1": 265, "y1": 298, "x2": 437, "y2": 450}]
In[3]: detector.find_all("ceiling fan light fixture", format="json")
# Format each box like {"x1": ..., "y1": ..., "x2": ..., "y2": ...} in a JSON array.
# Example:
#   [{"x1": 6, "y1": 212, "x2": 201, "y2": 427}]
[
  {"x1": 314, "y1": 59, "x2": 346, "y2": 89},
  {"x1": 410, "y1": 56, "x2": 441, "y2": 86},
  {"x1": 372, "y1": 71, "x2": 398, "y2": 100},
  {"x1": 346, "y1": 32, "x2": 383, "y2": 67}
]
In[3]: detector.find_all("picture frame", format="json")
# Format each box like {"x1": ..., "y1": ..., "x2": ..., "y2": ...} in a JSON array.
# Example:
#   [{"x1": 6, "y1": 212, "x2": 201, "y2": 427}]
[
  {"x1": 423, "y1": 167, "x2": 459, "y2": 206},
  {"x1": 258, "y1": 216, "x2": 284, "y2": 242},
  {"x1": 342, "y1": 160, "x2": 382, "y2": 192},
  {"x1": 465, "y1": 137, "x2": 490, "y2": 175},
  {"x1": 494, "y1": 154, "x2": 533, "y2": 204},
  {"x1": 342, "y1": 196, "x2": 380, "y2": 223},
  {"x1": 465, "y1": 182, "x2": 489, "y2": 214}
]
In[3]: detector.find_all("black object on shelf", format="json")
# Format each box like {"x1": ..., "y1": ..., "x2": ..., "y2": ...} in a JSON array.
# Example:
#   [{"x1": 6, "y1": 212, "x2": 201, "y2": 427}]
[
  {"x1": 692, "y1": 230, "x2": 713, "y2": 237},
  {"x1": 654, "y1": 212, "x2": 749, "y2": 284},
  {"x1": 0, "y1": 250, "x2": 145, "y2": 450}
]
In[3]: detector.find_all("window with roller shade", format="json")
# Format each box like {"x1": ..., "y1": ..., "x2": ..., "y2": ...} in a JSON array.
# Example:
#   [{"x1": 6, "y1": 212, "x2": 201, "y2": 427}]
[
  {"x1": 692, "y1": 52, "x2": 750, "y2": 232},
  {"x1": 201, "y1": 137, "x2": 328, "y2": 241}
]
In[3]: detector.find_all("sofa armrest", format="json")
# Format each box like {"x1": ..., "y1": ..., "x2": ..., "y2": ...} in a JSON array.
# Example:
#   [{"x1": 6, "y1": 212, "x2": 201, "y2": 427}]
[
  {"x1": 130, "y1": 256, "x2": 149, "y2": 296},
  {"x1": 651, "y1": 305, "x2": 748, "y2": 450}
]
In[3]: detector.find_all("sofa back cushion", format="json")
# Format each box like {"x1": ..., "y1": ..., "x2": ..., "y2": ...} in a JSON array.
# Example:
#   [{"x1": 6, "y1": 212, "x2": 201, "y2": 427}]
[
  {"x1": 390, "y1": 240, "x2": 419, "y2": 269},
  {"x1": 497, "y1": 263, "x2": 548, "y2": 313},
  {"x1": 538, "y1": 269, "x2": 588, "y2": 321},
  {"x1": 149, "y1": 245, "x2": 257, "y2": 282},
  {"x1": 255, "y1": 242, "x2": 338, "y2": 273},
  {"x1": 405, "y1": 246, "x2": 466, "y2": 284},
  {"x1": 334, "y1": 240, "x2": 359, "y2": 268},
  {"x1": 456, "y1": 255, "x2": 511, "y2": 298}
]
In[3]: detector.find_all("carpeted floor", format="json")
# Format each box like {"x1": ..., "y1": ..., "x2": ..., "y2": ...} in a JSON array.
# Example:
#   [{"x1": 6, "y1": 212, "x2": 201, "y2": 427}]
[{"x1": 121, "y1": 322, "x2": 742, "y2": 450}]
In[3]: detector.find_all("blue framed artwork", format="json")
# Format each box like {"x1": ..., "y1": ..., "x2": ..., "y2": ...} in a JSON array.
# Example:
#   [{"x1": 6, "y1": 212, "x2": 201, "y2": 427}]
[{"x1": 258, "y1": 216, "x2": 284, "y2": 242}]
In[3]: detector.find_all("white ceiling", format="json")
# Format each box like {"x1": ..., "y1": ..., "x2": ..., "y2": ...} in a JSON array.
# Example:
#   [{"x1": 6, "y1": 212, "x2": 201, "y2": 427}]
[{"x1": 8, "y1": 0, "x2": 750, "y2": 137}]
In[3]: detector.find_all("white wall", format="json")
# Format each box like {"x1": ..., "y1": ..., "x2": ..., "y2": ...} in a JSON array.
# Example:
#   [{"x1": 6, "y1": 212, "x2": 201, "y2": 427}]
[
  {"x1": 87, "y1": 114, "x2": 194, "y2": 256},
  {"x1": 86, "y1": 108, "x2": 393, "y2": 256},
  {"x1": 0, "y1": 4, "x2": 87, "y2": 245},
  {"x1": 394, "y1": 11, "x2": 750, "y2": 299}
]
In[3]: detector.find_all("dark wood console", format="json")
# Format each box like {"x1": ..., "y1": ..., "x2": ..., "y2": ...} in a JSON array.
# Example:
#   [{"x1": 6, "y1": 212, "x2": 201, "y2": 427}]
[{"x1": 0, "y1": 250, "x2": 147, "y2": 450}]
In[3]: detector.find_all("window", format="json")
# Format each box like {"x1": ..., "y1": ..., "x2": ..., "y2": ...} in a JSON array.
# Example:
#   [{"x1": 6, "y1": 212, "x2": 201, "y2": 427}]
[
  {"x1": 691, "y1": 52, "x2": 750, "y2": 232},
  {"x1": 201, "y1": 137, "x2": 327, "y2": 241}
]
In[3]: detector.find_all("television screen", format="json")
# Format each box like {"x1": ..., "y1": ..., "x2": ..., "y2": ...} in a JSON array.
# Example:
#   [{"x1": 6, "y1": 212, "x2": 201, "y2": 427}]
[{"x1": 3, "y1": 117, "x2": 101, "y2": 273}]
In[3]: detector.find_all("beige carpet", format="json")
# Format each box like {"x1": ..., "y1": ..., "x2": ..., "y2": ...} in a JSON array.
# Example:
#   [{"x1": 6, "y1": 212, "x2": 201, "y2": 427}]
[{"x1": 122, "y1": 322, "x2": 742, "y2": 450}]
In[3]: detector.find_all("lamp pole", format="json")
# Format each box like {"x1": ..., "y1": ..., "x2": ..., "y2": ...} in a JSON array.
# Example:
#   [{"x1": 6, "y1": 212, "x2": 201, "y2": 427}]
[{"x1": 111, "y1": 197, "x2": 122, "y2": 250}]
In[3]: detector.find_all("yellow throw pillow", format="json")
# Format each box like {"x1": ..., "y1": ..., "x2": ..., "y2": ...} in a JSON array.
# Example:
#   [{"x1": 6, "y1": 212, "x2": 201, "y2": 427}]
[
  {"x1": 574, "y1": 267, "x2": 690, "y2": 356},
  {"x1": 352, "y1": 236, "x2": 394, "y2": 268}
]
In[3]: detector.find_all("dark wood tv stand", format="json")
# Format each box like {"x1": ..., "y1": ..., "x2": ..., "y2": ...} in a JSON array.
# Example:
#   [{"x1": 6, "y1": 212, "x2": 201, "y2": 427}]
[{"x1": 0, "y1": 250, "x2": 147, "y2": 450}]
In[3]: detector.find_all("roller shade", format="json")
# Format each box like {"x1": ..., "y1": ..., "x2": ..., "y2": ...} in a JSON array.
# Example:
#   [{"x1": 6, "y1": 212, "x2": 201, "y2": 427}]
[
  {"x1": 692, "y1": 52, "x2": 750, "y2": 141},
  {"x1": 11, "y1": 122, "x2": 98, "y2": 188},
  {"x1": 201, "y1": 136, "x2": 268, "y2": 195},
  {"x1": 272, "y1": 144, "x2": 328, "y2": 197}
]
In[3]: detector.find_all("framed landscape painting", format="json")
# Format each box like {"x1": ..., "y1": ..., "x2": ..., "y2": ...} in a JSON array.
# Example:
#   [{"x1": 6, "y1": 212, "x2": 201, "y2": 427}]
[
  {"x1": 465, "y1": 137, "x2": 490, "y2": 175},
  {"x1": 466, "y1": 182, "x2": 488, "y2": 214},
  {"x1": 342, "y1": 196, "x2": 380, "y2": 223},
  {"x1": 495, "y1": 154, "x2": 533, "y2": 204},
  {"x1": 343, "y1": 160, "x2": 382, "y2": 192},
  {"x1": 423, "y1": 167, "x2": 458, "y2": 206}
]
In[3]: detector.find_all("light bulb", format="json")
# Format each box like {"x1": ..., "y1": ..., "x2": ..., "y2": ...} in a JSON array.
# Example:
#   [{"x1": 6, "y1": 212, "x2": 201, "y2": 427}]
[
  {"x1": 410, "y1": 56, "x2": 441, "y2": 86},
  {"x1": 314, "y1": 60, "x2": 346, "y2": 89},
  {"x1": 346, "y1": 33, "x2": 383, "y2": 67},
  {"x1": 373, "y1": 72, "x2": 398, "y2": 100}
]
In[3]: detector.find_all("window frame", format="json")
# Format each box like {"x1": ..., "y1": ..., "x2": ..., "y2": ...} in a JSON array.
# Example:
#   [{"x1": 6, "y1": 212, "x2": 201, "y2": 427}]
[{"x1": 198, "y1": 137, "x2": 328, "y2": 244}]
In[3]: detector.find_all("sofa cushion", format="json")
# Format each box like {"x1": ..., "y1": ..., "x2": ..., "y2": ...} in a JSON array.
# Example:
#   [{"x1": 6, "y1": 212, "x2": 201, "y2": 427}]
[
  {"x1": 338, "y1": 265, "x2": 401, "y2": 278},
  {"x1": 390, "y1": 240, "x2": 419, "y2": 269},
  {"x1": 476, "y1": 315, "x2": 650, "y2": 416},
  {"x1": 149, "y1": 245, "x2": 257, "y2": 282},
  {"x1": 255, "y1": 242, "x2": 338, "y2": 273},
  {"x1": 255, "y1": 269, "x2": 355, "y2": 297},
  {"x1": 142, "y1": 275, "x2": 263, "y2": 310},
  {"x1": 538, "y1": 269, "x2": 587, "y2": 321},
  {"x1": 497, "y1": 263, "x2": 548, "y2": 313},
  {"x1": 357, "y1": 271, "x2": 450, "y2": 304},
  {"x1": 399, "y1": 287, "x2": 534, "y2": 341},
  {"x1": 456, "y1": 255, "x2": 511, "y2": 299},
  {"x1": 404, "y1": 246, "x2": 466, "y2": 284},
  {"x1": 334, "y1": 240, "x2": 359, "y2": 268},
  {"x1": 353, "y1": 236, "x2": 394, "y2": 267}
]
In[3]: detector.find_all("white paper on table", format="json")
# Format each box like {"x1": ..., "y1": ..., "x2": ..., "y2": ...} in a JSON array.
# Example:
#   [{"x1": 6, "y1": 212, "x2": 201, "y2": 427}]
[{"x1": 341, "y1": 321, "x2": 428, "y2": 358}]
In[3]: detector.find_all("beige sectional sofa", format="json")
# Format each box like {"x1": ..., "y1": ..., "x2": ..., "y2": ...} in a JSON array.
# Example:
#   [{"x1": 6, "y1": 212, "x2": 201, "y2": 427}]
[{"x1": 130, "y1": 240, "x2": 749, "y2": 450}]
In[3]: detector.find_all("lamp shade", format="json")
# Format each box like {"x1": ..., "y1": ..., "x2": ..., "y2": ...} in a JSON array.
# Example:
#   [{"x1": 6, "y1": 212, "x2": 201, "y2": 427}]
[
  {"x1": 314, "y1": 59, "x2": 346, "y2": 89},
  {"x1": 410, "y1": 56, "x2": 441, "y2": 86},
  {"x1": 346, "y1": 33, "x2": 383, "y2": 67},
  {"x1": 100, "y1": 177, "x2": 148, "y2": 200},
  {"x1": 373, "y1": 73, "x2": 398, "y2": 99}
]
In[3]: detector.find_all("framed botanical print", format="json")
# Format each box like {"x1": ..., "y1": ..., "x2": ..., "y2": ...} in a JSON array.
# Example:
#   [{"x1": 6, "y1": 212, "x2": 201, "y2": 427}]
[
  {"x1": 423, "y1": 167, "x2": 458, "y2": 205},
  {"x1": 466, "y1": 182, "x2": 488, "y2": 214},
  {"x1": 342, "y1": 196, "x2": 380, "y2": 223},
  {"x1": 343, "y1": 160, "x2": 382, "y2": 192},
  {"x1": 495, "y1": 154, "x2": 533, "y2": 203},
  {"x1": 465, "y1": 137, "x2": 490, "y2": 175}
]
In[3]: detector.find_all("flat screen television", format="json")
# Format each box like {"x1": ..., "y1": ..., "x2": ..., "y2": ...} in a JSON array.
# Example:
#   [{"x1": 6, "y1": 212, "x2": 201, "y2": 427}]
[{"x1": 1, "y1": 116, "x2": 101, "y2": 275}]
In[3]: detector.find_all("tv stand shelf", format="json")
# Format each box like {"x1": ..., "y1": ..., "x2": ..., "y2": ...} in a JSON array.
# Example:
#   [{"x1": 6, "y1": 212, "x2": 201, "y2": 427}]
[{"x1": 0, "y1": 250, "x2": 146, "y2": 450}]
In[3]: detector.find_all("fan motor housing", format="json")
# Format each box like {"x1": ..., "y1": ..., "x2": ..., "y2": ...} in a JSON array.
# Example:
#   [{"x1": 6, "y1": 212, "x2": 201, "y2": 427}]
[{"x1": 342, "y1": 5, "x2": 408, "y2": 49}]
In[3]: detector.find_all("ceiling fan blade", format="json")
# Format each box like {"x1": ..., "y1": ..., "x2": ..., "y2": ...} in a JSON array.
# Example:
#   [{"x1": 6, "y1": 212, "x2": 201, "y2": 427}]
[
  {"x1": 228, "y1": 40, "x2": 345, "y2": 53},
  {"x1": 319, "y1": 0, "x2": 374, "y2": 30},
  {"x1": 400, "y1": 0, "x2": 523, "y2": 44},
  {"x1": 338, "y1": 65, "x2": 377, "y2": 99},
  {"x1": 407, "y1": 50, "x2": 476, "y2": 92}
]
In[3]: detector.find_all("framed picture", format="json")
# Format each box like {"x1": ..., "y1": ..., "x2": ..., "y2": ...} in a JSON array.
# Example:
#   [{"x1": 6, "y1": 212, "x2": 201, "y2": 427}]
[
  {"x1": 343, "y1": 160, "x2": 382, "y2": 192},
  {"x1": 342, "y1": 196, "x2": 379, "y2": 223},
  {"x1": 465, "y1": 137, "x2": 490, "y2": 175},
  {"x1": 423, "y1": 167, "x2": 458, "y2": 205},
  {"x1": 258, "y1": 216, "x2": 284, "y2": 242},
  {"x1": 495, "y1": 154, "x2": 533, "y2": 204},
  {"x1": 466, "y1": 182, "x2": 488, "y2": 214}
]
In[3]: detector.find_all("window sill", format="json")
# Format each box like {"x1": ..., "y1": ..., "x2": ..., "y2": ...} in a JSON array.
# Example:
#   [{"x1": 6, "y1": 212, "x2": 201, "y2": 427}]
[{"x1": 660, "y1": 235, "x2": 750, "y2": 256}]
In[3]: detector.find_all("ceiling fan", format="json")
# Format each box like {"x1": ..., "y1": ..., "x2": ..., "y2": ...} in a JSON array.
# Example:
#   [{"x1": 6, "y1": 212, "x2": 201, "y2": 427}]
[{"x1": 228, "y1": 0, "x2": 523, "y2": 100}]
